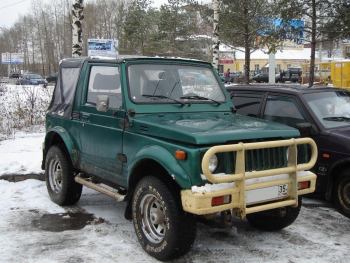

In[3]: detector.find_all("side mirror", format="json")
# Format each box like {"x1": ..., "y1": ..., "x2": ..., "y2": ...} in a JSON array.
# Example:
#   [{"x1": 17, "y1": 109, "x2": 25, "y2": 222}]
[
  {"x1": 96, "y1": 95, "x2": 109, "y2": 112},
  {"x1": 296, "y1": 122, "x2": 313, "y2": 137}
]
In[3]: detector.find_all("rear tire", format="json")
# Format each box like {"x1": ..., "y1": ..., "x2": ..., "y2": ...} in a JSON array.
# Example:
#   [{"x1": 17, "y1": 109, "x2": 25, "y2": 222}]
[
  {"x1": 45, "y1": 145, "x2": 82, "y2": 206},
  {"x1": 334, "y1": 171, "x2": 350, "y2": 218},
  {"x1": 132, "y1": 176, "x2": 196, "y2": 261},
  {"x1": 246, "y1": 198, "x2": 302, "y2": 231}
]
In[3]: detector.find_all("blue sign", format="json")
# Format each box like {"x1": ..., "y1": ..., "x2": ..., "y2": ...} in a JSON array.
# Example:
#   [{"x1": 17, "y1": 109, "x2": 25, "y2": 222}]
[{"x1": 1, "y1": 53, "x2": 24, "y2": 65}]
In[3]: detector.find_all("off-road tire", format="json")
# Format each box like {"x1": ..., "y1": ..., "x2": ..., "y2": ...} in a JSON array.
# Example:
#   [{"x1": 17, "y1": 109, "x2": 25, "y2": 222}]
[
  {"x1": 334, "y1": 171, "x2": 350, "y2": 218},
  {"x1": 132, "y1": 176, "x2": 196, "y2": 261},
  {"x1": 246, "y1": 197, "x2": 302, "y2": 231},
  {"x1": 45, "y1": 145, "x2": 82, "y2": 205}
]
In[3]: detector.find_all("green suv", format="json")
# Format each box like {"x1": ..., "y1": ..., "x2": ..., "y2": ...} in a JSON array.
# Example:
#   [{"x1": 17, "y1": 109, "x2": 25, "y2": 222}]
[{"x1": 42, "y1": 56, "x2": 317, "y2": 260}]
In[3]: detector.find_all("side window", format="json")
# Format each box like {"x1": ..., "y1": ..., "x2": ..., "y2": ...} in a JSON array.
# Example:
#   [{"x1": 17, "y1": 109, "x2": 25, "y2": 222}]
[
  {"x1": 87, "y1": 66, "x2": 121, "y2": 109},
  {"x1": 232, "y1": 93, "x2": 263, "y2": 117},
  {"x1": 263, "y1": 96, "x2": 305, "y2": 127}
]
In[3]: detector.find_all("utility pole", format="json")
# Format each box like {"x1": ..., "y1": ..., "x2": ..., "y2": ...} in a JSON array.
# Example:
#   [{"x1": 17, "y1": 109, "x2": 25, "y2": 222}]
[
  {"x1": 212, "y1": 0, "x2": 220, "y2": 71},
  {"x1": 72, "y1": 0, "x2": 84, "y2": 57}
]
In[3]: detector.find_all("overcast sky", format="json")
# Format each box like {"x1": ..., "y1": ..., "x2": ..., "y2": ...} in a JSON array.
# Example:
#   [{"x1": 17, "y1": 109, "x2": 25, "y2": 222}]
[{"x1": 0, "y1": 0, "x2": 177, "y2": 29}]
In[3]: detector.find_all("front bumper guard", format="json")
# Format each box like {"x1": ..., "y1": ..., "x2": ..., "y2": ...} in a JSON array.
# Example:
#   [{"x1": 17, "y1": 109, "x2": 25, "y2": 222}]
[{"x1": 181, "y1": 138, "x2": 318, "y2": 218}]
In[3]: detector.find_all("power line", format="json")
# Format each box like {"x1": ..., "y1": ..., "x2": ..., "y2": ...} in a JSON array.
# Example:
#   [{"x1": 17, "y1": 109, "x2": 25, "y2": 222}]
[{"x1": 0, "y1": 0, "x2": 29, "y2": 11}]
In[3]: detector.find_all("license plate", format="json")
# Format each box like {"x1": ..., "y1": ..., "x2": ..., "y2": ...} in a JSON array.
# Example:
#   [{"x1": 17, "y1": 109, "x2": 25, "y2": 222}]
[
  {"x1": 246, "y1": 184, "x2": 288, "y2": 205},
  {"x1": 278, "y1": 184, "x2": 288, "y2": 197}
]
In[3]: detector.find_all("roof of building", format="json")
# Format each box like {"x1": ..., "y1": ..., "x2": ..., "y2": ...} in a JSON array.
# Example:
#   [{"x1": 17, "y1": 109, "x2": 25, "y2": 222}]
[{"x1": 220, "y1": 44, "x2": 316, "y2": 61}]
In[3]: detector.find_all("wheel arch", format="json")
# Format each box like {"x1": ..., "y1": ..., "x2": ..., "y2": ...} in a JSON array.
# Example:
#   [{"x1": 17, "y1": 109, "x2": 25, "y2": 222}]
[
  {"x1": 42, "y1": 127, "x2": 77, "y2": 170},
  {"x1": 124, "y1": 146, "x2": 193, "y2": 219}
]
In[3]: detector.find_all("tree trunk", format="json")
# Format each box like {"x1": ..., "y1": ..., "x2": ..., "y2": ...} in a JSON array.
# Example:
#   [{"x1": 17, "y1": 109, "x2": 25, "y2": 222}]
[
  {"x1": 72, "y1": 0, "x2": 84, "y2": 57},
  {"x1": 243, "y1": 3, "x2": 250, "y2": 84},
  {"x1": 309, "y1": 0, "x2": 317, "y2": 88},
  {"x1": 212, "y1": 0, "x2": 220, "y2": 71}
]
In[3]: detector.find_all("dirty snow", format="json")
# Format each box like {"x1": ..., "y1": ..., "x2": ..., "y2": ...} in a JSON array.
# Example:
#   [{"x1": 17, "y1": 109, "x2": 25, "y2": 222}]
[
  {"x1": 0, "y1": 132, "x2": 44, "y2": 176},
  {"x1": 0, "y1": 179, "x2": 349, "y2": 263}
]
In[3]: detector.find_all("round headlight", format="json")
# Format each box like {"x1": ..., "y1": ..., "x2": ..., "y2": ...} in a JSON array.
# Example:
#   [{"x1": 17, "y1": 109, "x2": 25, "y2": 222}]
[{"x1": 208, "y1": 154, "x2": 218, "y2": 173}]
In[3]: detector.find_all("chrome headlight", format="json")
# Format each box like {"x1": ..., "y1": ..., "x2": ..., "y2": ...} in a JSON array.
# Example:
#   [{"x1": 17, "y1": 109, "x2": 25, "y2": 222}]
[{"x1": 208, "y1": 154, "x2": 218, "y2": 173}]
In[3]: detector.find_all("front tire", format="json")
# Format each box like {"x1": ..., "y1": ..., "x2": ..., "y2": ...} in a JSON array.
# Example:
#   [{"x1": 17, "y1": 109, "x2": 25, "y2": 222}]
[
  {"x1": 45, "y1": 145, "x2": 82, "y2": 206},
  {"x1": 334, "y1": 172, "x2": 350, "y2": 218},
  {"x1": 132, "y1": 176, "x2": 196, "y2": 261},
  {"x1": 246, "y1": 198, "x2": 302, "y2": 231}
]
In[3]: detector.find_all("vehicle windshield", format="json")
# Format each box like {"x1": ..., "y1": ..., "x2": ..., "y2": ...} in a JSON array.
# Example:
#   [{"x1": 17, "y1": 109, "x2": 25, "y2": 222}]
[
  {"x1": 128, "y1": 64, "x2": 225, "y2": 104},
  {"x1": 304, "y1": 90, "x2": 350, "y2": 129}
]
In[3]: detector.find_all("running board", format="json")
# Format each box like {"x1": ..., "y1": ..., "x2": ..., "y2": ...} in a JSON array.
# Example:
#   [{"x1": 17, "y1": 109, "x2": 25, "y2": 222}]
[{"x1": 75, "y1": 175, "x2": 125, "y2": 202}]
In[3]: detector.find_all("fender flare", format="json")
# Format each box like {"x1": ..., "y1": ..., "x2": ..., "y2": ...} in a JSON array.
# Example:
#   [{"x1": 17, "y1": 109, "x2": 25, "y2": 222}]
[
  {"x1": 43, "y1": 126, "x2": 78, "y2": 168},
  {"x1": 128, "y1": 145, "x2": 192, "y2": 189}
]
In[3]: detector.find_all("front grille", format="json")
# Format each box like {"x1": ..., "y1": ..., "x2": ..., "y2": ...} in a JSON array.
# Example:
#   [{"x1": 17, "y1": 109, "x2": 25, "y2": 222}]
[
  {"x1": 201, "y1": 142, "x2": 310, "y2": 175},
  {"x1": 245, "y1": 147, "x2": 288, "y2": 172}
]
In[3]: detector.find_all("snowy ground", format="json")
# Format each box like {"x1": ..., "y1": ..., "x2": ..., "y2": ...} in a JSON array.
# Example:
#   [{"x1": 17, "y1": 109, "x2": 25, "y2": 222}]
[
  {"x1": 0, "y1": 131, "x2": 44, "y2": 176},
  {"x1": 0, "y1": 132, "x2": 350, "y2": 262},
  {"x1": 0, "y1": 179, "x2": 349, "y2": 263}
]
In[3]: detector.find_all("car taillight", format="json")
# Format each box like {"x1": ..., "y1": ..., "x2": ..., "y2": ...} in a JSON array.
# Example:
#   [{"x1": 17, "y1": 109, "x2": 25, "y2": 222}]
[
  {"x1": 211, "y1": 195, "x2": 231, "y2": 206},
  {"x1": 298, "y1": 181, "x2": 310, "y2": 190}
]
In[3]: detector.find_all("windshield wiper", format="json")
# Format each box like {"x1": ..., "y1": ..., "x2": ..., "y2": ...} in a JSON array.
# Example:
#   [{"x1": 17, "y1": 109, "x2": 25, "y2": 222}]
[
  {"x1": 142, "y1": 94, "x2": 185, "y2": 106},
  {"x1": 180, "y1": 95, "x2": 221, "y2": 105},
  {"x1": 323, "y1": 116, "x2": 350, "y2": 122}
]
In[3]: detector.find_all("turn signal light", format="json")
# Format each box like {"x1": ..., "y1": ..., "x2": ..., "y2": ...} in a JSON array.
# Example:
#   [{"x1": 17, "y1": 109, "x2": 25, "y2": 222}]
[
  {"x1": 211, "y1": 195, "x2": 231, "y2": 206},
  {"x1": 298, "y1": 181, "x2": 310, "y2": 190},
  {"x1": 175, "y1": 150, "x2": 187, "y2": 160}
]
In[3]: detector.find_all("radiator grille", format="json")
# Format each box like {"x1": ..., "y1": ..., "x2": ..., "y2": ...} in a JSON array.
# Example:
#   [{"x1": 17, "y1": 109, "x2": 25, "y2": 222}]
[{"x1": 202, "y1": 143, "x2": 309, "y2": 174}]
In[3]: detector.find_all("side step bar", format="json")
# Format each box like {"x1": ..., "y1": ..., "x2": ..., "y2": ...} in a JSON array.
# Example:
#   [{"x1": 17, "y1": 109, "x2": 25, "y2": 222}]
[{"x1": 75, "y1": 175, "x2": 125, "y2": 202}]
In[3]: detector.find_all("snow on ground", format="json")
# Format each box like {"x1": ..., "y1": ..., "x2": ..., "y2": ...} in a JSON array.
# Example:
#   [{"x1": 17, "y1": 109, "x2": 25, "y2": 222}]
[
  {"x1": 0, "y1": 131, "x2": 45, "y2": 176},
  {"x1": 0, "y1": 179, "x2": 349, "y2": 263}
]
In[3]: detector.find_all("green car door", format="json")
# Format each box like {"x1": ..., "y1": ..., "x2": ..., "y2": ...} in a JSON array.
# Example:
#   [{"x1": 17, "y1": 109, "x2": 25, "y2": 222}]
[{"x1": 78, "y1": 63, "x2": 126, "y2": 185}]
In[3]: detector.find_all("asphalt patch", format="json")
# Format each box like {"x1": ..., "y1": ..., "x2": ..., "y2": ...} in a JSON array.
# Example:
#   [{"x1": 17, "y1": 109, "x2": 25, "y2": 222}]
[
  {"x1": 0, "y1": 173, "x2": 45, "y2": 182},
  {"x1": 32, "y1": 212, "x2": 97, "y2": 232}
]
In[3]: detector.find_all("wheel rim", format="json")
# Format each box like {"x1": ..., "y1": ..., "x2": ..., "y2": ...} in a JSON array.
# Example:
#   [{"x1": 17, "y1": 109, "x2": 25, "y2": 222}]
[
  {"x1": 139, "y1": 194, "x2": 166, "y2": 244},
  {"x1": 339, "y1": 180, "x2": 350, "y2": 209},
  {"x1": 48, "y1": 157, "x2": 63, "y2": 193}
]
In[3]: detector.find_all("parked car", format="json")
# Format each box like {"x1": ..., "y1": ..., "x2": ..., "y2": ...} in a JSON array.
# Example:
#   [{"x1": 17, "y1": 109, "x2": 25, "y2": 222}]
[
  {"x1": 252, "y1": 72, "x2": 281, "y2": 83},
  {"x1": 42, "y1": 57, "x2": 317, "y2": 260},
  {"x1": 9, "y1": 72, "x2": 21, "y2": 79},
  {"x1": 279, "y1": 68, "x2": 302, "y2": 83},
  {"x1": 228, "y1": 84, "x2": 350, "y2": 218},
  {"x1": 17, "y1": 73, "x2": 48, "y2": 86}
]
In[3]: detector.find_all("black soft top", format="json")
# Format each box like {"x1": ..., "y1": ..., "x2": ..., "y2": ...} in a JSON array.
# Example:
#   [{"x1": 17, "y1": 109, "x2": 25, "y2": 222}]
[{"x1": 48, "y1": 58, "x2": 84, "y2": 118}]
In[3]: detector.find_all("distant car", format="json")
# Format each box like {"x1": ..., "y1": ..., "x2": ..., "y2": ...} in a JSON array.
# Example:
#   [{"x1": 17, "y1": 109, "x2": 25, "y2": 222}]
[
  {"x1": 17, "y1": 73, "x2": 48, "y2": 86},
  {"x1": 252, "y1": 72, "x2": 281, "y2": 83},
  {"x1": 279, "y1": 68, "x2": 302, "y2": 83},
  {"x1": 9, "y1": 72, "x2": 21, "y2": 79},
  {"x1": 228, "y1": 84, "x2": 350, "y2": 218}
]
